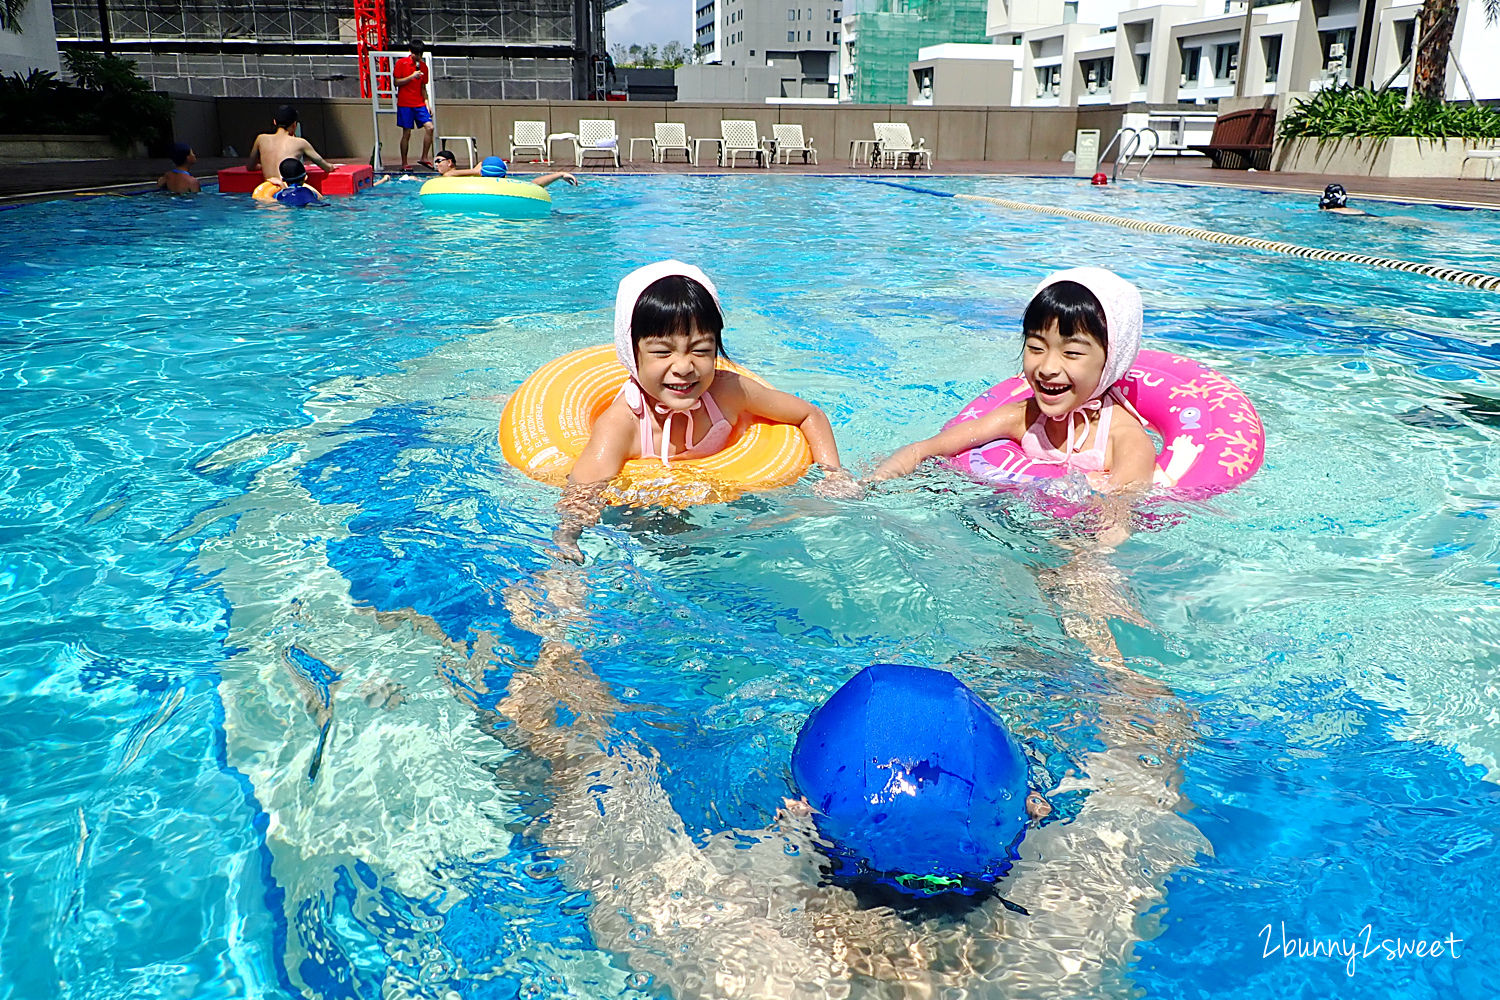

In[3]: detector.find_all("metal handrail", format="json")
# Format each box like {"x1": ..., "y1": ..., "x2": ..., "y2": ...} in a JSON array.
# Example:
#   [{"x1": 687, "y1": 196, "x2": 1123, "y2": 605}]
[
  {"x1": 1127, "y1": 127, "x2": 1161, "y2": 179},
  {"x1": 1098, "y1": 127, "x2": 1136, "y2": 177},
  {"x1": 1111, "y1": 130, "x2": 1141, "y2": 182}
]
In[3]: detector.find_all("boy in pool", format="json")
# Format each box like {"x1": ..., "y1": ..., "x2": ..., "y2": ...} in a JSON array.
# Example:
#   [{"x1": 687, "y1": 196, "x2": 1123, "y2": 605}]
[
  {"x1": 247, "y1": 105, "x2": 335, "y2": 182},
  {"x1": 1318, "y1": 182, "x2": 1372, "y2": 217},
  {"x1": 271, "y1": 158, "x2": 322, "y2": 207},
  {"x1": 156, "y1": 142, "x2": 200, "y2": 194},
  {"x1": 433, "y1": 151, "x2": 579, "y2": 188},
  {"x1": 368, "y1": 571, "x2": 1205, "y2": 1000}
]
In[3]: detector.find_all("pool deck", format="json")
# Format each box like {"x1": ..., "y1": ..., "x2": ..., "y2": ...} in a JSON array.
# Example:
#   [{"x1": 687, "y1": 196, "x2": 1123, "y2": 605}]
[{"x1": 2, "y1": 153, "x2": 1498, "y2": 210}]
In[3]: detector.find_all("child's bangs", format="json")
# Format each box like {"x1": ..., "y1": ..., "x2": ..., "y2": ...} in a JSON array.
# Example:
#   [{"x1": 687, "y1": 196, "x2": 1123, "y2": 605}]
[
  {"x1": 1023, "y1": 280, "x2": 1108, "y2": 348},
  {"x1": 632, "y1": 275, "x2": 725, "y2": 352}
]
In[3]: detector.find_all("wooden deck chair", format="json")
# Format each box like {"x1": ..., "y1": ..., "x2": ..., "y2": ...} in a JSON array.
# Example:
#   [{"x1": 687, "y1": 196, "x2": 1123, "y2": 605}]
[
  {"x1": 772, "y1": 124, "x2": 817, "y2": 165},
  {"x1": 573, "y1": 119, "x2": 621, "y2": 168},
  {"x1": 653, "y1": 122, "x2": 693, "y2": 164},
  {"x1": 720, "y1": 120, "x2": 767, "y2": 169},
  {"x1": 873, "y1": 122, "x2": 933, "y2": 169},
  {"x1": 509, "y1": 120, "x2": 548, "y2": 163}
]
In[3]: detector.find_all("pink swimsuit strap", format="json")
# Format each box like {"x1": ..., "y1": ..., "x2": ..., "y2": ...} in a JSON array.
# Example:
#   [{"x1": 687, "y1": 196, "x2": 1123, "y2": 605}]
[
  {"x1": 1020, "y1": 394, "x2": 1115, "y2": 473},
  {"x1": 619, "y1": 382, "x2": 734, "y2": 465}
]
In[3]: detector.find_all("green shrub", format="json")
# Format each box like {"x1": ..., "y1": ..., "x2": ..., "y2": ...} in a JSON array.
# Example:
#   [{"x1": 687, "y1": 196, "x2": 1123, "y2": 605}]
[
  {"x1": 1278, "y1": 84, "x2": 1500, "y2": 141},
  {"x1": 0, "y1": 52, "x2": 174, "y2": 153}
]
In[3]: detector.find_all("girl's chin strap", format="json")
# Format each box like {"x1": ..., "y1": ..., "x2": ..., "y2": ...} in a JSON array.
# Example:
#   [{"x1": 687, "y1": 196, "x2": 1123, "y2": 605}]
[
  {"x1": 622, "y1": 380, "x2": 701, "y2": 466},
  {"x1": 1044, "y1": 387, "x2": 1144, "y2": 457}
]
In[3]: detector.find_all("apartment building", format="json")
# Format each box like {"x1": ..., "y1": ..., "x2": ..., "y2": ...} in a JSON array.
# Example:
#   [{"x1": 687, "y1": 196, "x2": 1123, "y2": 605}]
[
  {"x1": 895, "y1": 0, "x2": 1500, "y2": 107},
  {"x1": 704, "y1": 0, "x2": 842, "y2": 97}
]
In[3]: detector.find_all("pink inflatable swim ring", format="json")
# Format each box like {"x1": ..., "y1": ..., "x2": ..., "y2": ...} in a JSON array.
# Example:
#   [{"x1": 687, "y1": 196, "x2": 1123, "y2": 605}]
[{"x1": 943, "y1": 349, "x2": 1264, "y2": 497}]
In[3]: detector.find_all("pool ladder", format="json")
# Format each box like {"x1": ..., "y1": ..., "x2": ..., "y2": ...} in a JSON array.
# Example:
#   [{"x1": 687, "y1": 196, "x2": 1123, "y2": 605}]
[{"x1": 1099, "y1": 127, "x2": 1161, "y2": 181}]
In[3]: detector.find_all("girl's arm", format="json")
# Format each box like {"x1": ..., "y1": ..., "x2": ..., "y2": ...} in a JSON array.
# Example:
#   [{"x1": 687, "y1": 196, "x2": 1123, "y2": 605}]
[
  {"x1": 531, "y1": 172, "x2": 579, "y2": 188},
  {"x1": 732, "y1": 376, "x2": 844, "y2": 471},
  {"x1": 555, "y1": 405, "x2": 636, "y2": 561},
  {"x1": 1104, "y1": 418, "x2": 1156, "y2": 491},
  {"x1": 871, "y1": 402, "x2": 1026, "y2": 481}
]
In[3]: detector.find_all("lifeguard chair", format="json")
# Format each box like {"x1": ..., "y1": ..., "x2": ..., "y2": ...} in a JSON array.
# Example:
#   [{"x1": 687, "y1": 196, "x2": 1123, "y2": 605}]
[{"x1": 367, "y1": 50, "x2": 478, "y2": 170}]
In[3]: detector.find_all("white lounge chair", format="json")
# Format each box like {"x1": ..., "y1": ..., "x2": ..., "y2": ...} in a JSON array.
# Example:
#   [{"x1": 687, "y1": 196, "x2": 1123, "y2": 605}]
[
  {"x1": 720, "y1": 120, "x2": 768, "y2": 169},
  {"x1": 574, "y1": 119, "x2": 621, "y2": 168},
  {"x1": 873, "y1": 122, "x2": 933, "y2": 169},
  {"x1": 1461, "y1": 147, "x2": 1500, "y2": 180},
  {"x1": 653, "y1": 122, "x2": 694, "y2": 164},
  {"x1": 509, "y1": 120, "x2": 548, "y2": 163},
  {"x1": 772, "y1": 124, "x2": 817, "y2": 165}
]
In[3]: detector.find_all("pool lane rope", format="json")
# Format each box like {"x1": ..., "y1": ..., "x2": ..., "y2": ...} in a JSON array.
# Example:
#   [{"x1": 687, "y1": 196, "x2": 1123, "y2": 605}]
[{"x1": 856, "y1": 180, "x2": 1500, "y2": 292}]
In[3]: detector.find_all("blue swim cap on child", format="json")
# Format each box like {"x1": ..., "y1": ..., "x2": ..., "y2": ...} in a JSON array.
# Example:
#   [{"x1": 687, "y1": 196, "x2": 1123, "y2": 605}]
[
  {"x1": 480, "y1": 156, "x2": 508, "y2": 178},
  {"x1": 792, "y1": 664, "x2": 1030, "y2": 895}
]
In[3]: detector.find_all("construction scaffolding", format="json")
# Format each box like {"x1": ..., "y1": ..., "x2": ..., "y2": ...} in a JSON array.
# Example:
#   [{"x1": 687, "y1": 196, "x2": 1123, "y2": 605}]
[
  {"x1": 845, "y1": 0, "x2": 988, "y2": 104},
  {"x1": 52, "y1": 0, "x2": 609, "y2": 100}
]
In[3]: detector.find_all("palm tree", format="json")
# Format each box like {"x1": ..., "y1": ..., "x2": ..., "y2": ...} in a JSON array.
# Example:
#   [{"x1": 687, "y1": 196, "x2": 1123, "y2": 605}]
[
  {"x1": 2, "y1": 0, "x2": 29, "y2": 33},
  {"x1": 1412, "y1": 0, "x2": 1499, "y2": 102}
]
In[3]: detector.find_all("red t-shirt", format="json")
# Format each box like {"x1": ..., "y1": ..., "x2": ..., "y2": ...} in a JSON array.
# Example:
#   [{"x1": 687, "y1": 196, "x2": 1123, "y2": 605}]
[{"x1": 394, "y1": 55, "x2": 428, "y2": 107}]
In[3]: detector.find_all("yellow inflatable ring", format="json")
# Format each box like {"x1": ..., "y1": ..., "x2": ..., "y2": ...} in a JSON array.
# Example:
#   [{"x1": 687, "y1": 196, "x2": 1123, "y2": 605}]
[
  {"x1": 252, "y1": 179, "x2": 284, "y2": 202},
  {"x1": 500, "y1": 345, "x2": 813, "y2": 505}
]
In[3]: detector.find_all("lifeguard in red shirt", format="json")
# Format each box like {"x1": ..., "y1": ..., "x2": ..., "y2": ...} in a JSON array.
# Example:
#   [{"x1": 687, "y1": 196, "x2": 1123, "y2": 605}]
[{"x1": 393, "y1": 39, "x2": 435, "y2": 171}]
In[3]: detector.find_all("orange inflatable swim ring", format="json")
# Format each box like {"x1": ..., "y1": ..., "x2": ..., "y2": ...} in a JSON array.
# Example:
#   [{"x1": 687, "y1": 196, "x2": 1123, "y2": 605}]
[
  {"x1": 252, "y1": 179, "x2": 284, "y2": 202},
  {"x1": 499, "y1": 345, "x2": 813, "y2": 506}
]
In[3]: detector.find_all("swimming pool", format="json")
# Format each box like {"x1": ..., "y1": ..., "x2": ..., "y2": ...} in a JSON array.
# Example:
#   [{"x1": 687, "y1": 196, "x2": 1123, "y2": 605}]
[{"x1": 2, "y1": 174, "x2": 1499, "y2": 999}]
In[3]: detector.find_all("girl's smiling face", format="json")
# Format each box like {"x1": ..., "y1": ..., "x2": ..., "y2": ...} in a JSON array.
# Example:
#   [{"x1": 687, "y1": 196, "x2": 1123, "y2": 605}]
[
  {"x1": 1022, "y1": 318, "x2": 1107, "y2": 418},
  {"x1": 635, "y1": 328, "x2": 719, "y2": 411}
]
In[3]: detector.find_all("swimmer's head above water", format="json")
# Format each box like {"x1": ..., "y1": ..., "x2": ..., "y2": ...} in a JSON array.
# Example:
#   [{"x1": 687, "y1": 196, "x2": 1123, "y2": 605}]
[
  {"x1": 1319, "y1": 182, "x2": 1349, "y2": 210},
  {"x1": 792, "y1": 664, "x2": 1035, "y2": 900}
]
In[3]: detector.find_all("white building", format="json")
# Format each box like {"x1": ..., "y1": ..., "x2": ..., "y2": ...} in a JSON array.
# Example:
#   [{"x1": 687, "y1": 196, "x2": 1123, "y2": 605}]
[
  {"x1": 0, "y1": 0, "x2": 61, "y2": 77},
  {"x1": 905, "y1": 0, "x2": 1500, "y2": 107}
]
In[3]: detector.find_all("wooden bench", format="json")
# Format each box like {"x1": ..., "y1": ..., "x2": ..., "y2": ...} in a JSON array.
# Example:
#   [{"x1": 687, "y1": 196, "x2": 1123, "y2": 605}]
[{"x1": 1189, "y1": 108, "x2": 1276, "y2": 170}]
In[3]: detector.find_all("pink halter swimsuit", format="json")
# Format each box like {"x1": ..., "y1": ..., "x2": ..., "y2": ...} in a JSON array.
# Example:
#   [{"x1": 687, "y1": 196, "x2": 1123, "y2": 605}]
[
  {"x1": 619, "y1": 382, "x2": 734, "y2": 465},
  {"x1": 1020, "y1": 395, "x2": 1115, "y2": 472}
]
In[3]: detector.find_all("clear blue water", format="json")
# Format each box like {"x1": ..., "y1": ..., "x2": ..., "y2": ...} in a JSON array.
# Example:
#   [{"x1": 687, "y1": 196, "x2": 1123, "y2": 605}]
[{"x1": 3, "y1": 175, "x2": 1500, "y2": 999}]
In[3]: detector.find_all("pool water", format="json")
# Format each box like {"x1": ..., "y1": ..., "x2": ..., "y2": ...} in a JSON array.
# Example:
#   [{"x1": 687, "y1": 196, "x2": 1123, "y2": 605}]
[{"x1": 2, "y1": 174, "x2": 1499, "y2": 999}]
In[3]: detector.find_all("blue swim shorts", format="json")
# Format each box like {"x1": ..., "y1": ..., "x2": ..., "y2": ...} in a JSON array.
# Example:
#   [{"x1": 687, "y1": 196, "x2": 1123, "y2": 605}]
[{"x1": 396, "y1": 105, "x2": 433, "y2": 130}]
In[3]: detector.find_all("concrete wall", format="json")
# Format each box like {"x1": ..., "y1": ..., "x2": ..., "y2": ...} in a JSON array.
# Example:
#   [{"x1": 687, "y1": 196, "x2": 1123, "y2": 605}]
[
  {"x1": 0, "y1": 0, "x2": 61, "y2": 77},
  {"x1": 909, "y1": 54, "x2": 1017, "y2": 107},
  {"x1": 170, "y1": 94, "x2": 221, "y2": 157},
  {"x1": 212, "y1": 96, "x2": 1127, "y2": 164}
]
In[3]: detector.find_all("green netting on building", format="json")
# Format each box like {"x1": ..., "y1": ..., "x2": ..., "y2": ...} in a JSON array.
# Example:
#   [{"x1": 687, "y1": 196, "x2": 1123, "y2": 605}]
[{"x1": 846, "y1": 0, "x2": 989, "y2": 103}]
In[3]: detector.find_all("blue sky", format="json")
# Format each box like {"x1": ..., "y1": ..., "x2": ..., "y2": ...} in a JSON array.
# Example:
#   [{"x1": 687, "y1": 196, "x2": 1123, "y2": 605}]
[{"x1": 606, "y1": 0, "x2": 692, "y2": 51}]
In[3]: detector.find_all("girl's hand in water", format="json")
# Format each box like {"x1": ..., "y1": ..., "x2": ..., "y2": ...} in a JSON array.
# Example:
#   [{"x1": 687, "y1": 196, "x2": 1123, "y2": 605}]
[
  {"x1": 552, "y1": 524, "x2": 585, "y2": 563},
  {"x1": 813, "y1": 465, "x2": 864, "y2": 499}
]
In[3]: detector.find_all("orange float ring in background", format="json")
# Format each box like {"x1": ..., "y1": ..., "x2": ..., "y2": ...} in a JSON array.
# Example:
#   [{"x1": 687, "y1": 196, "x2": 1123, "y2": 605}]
[{"x1": 499, "y1": 345, "x2": 813, "y2": 506}]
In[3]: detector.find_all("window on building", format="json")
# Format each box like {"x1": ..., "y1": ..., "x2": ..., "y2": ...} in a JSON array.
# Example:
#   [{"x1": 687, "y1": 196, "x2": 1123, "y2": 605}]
[
  {"x1": 1262, "y1": 34, "x2": 1281, "y2": 83},
  {"x1": 832, "y1": 31, "x2": 838, "y2": 42},
  {"x1": 1395, "y1": 19, "x2": 1414, "y2": 63},
  {"x1": 1134, "y1": 52, "x2": 1149, "y2": 84},
  {"x1": 834, "y1": 9, "x2": 841, "y2": 21},
  {"x1": 1320, "y1": 27, "x2": 1354, "y2": 75},
  {"x1": 1035, "y1": 66, "x2": 1061, "y2": 98},
  {"x1": 750, "y1": 48, "x2": 755, "y2": 54},
  {"x1": 1213, "y1": 42, "x2": 1239, "y2": 82},
  {"x1": 1082, "y1": 56, "x2": 1113, "y2": 93},
  {"x1": 789, "y1": 30, "x2": 796, "y2": 41},
  {"x1": 1062, "y1": 1, "x2": 1078, "y2": 24},
  {"x1": 788, "y1": 8, "x2": 796, "y2": 18},
  {"x1": 1181, "y1": 45, "x2": 1201, "y2": 83}
]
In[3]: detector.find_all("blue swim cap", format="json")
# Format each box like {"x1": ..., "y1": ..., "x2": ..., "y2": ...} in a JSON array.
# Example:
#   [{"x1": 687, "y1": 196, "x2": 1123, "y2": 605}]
[
  {"x1": 792, "y1": 664, "x2": 1030, "y2": 894},
  {"x1": 480, "y1": 156, "x2": 507, "y2": 178}
]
